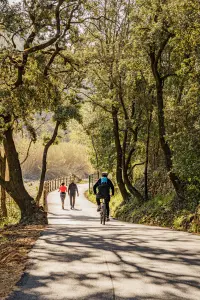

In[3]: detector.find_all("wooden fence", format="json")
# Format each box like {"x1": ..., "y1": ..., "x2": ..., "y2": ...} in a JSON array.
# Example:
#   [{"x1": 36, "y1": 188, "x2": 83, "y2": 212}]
[
  {"x1": 0, "y1": 174, "x2": 81, "y2": 224},
  {"x1": 42, "y1": 174, "x2": 81, "y2": 211}
]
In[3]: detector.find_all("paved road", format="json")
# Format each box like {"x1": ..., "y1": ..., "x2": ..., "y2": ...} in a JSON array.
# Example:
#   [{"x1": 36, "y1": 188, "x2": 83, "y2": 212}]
[{"x1": 8, "y1": 184, "x2": 200, "y2": 300}]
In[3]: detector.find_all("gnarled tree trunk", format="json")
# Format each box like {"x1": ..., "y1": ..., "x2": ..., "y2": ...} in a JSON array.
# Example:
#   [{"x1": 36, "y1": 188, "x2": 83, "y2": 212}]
[
  {"x1": 150, "y1": 47, "x2": 184, "y2": 199},
  {"x1": 0, "y1": 151, "x2": 7, "y2": 218},
  {"x1": 112, "y1": 105, "x2": 129, "y2": 201},
  {"x1": 36, "y1": 120, "x2": 60, "y2": 205},
  {"x1": 2, "y1": 125, "x2": 47, "y2": 224}
]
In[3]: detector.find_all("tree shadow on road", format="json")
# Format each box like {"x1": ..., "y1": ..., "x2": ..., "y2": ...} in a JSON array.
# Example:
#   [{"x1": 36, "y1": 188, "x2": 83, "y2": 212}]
[{"x1": 7, "y1": 224, "x2": 200, "y2": 300}]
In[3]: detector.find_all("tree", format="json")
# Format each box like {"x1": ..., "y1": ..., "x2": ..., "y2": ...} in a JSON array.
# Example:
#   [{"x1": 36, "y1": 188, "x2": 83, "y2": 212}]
[
  {"x1": 83, "y1": 0, "x2": 200, "y2": 209},
  {"x1": 81, "y1": 0, "x2": 148, "y2": 202},
  {"x1": 0, "y1": 0, "x2": 85, "y2": 223}
]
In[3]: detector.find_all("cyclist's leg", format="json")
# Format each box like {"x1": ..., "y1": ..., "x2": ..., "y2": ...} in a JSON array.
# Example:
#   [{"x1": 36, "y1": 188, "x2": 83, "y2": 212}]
[
  {"x1": 96, "y1": 195, "x2": 101, "y2": 211},
  {"x1": 105, "y1": 196, "x2": 110, "y2": 220}
]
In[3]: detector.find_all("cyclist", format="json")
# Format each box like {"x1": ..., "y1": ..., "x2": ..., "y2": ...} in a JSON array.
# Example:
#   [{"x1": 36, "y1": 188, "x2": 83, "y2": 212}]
[
  {"x1": 93, "y1": 172, "x2": 114, "y2": 221},
  {"x1": 58, "y1": 182, "x2": 67, "y2": 210}
]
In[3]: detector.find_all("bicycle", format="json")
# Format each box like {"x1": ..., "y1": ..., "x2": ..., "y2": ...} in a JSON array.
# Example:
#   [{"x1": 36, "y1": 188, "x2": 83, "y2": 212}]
[{"x1": 100, "y1": 198, "x2": 107, "y2": 225}]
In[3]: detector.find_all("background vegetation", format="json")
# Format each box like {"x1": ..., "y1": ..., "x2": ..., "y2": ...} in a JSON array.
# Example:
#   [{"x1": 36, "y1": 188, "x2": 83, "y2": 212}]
[{"x1": 0, "y1": 0, "x2": 200, "y2": 231}]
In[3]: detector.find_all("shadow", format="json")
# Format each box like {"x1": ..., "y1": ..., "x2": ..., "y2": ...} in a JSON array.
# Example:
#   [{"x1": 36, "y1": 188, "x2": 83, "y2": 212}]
[
  {"x1": 7, "y1": 223, "x2": 200, "y2": 300},
  {"x1": 6, "y1": 186, "x2": 200, "y2": 300}
]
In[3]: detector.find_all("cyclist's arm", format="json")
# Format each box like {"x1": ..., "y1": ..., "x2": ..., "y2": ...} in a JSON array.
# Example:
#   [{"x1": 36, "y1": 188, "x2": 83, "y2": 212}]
[
  {"x1": 108, "y1": 179, "x2": 114, "y2": 196},
  {"x1": 93, "y1": 179, "x2": 100, "y2": 194}
]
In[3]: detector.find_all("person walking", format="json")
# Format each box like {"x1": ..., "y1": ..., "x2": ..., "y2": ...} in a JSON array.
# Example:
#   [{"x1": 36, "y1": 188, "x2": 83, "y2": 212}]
[
  {"x1": 58, "y1": 182, "x2": 67, "y2": 210},
  {"x1": 68, "y1": 180, "x2": 79, "y2": 209}
]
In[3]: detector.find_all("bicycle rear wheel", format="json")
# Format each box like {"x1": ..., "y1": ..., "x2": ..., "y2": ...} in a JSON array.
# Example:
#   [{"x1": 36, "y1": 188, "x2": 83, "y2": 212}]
[
  {"x1": 102, "y1": 204, "x2": 106, "y2": 225},
  {"x1": 100, "y1": 211, "x2": 103, "y2": 224}
]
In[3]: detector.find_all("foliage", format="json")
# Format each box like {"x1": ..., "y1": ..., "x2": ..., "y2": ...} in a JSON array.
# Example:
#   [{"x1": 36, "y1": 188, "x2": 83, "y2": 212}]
[
  {"x1": 0, "y1": 0, "x2": 87, "y2": 221},
  {"x1": 112, "y1": 193, "x2": 199, "y2": 233},
  {"x1": 82, "y1": 0, "x2": 200, "y2": 222},
  {"x1": 0, "y1": 197, "x2": 20, "y2": 228},
  {"x1": 1, "y1": 0, "x2": 200, "y2": 226},
  {"x1": 17, "y1": 139, "x2": 93, "y2": 180}
]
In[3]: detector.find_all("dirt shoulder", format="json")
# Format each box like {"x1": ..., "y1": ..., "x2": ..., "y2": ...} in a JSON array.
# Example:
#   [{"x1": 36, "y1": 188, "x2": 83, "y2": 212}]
[{"x1": 0, "y1": 224, "x2": 45, "y2": 299}]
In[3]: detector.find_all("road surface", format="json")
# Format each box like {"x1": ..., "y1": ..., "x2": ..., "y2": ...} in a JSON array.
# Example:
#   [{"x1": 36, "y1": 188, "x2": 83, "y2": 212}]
[{"x1": 8, "y1": 184, "x2": 200, "y2": 300}]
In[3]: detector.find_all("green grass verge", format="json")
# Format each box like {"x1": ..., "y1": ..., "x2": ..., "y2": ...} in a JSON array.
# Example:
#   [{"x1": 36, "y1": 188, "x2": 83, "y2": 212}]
[
  {"x1": 0, "y1": 199, "x2": 21, "y2": 228},
  {"x1": 84, "y1": 190, "x2": 123, "y2": 217},
  {"x1": 85, "y1": 190, "x2": 199, "y2": 233},
  {"x1": 0, "y1": 181, "x2": 40, "y2": 228}
]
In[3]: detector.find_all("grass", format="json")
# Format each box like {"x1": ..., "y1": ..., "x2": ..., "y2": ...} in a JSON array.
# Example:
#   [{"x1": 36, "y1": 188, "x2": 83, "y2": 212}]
[
  {"x1": 0, "y1": 199, "x2": 21, "y2": 228},
  {"x1": 0, "y1": 181, "x2": 40, "y2": 229},
  {"x1": 85, "y1": 190, "x2": 200, "y2": 233},
  {"x1": 84, "y1": 190, "x2": 123, "y2": 217}
]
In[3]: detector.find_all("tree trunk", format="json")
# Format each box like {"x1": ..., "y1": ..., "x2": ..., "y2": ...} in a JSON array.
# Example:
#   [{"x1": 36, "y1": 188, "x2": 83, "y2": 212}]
[
  {"x1": 0, "y1": 152, "x2": 7, "y2": 217},
  {"x1": 150, "y1": 47, "x2": 184, "y2": 199},
  {"x1": 156, "y1": 83, "x2": 184, "y2": 196},
  {"x1": 123, "y1": 142, "x2": 144, "y2": 202},
  {"x1": 36, "y1": 121, "x2": 60, "y2": 204},
  {"x1": 144, "y1": 111, "x2": 152, "y2": 201},
  {"x1": 112, "y1": 106, "x2": 129, "y2": 201},
  {"x1": 119, "y1": 86, "x2": 144, "y2": 202},
  {"x1": 124, "y1": 171, "x2": 144, "y2": 202},
  {"x1": 2, "y1": 125, "x2": 47, "y2": 224},
  {"x1": 150, "y1": 50, "x2": 184, "y2": 199}
]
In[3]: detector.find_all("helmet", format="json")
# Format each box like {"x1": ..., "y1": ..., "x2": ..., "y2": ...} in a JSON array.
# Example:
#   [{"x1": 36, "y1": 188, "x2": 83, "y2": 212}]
[{"x1": 101, "y1": 171, "x2": 108, "y2": 177}]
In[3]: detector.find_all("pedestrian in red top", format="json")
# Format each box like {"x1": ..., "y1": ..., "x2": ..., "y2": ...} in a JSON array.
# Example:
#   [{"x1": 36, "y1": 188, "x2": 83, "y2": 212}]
[{"x1": 58, "y1": 182, "x2": 67, "y2": 209}]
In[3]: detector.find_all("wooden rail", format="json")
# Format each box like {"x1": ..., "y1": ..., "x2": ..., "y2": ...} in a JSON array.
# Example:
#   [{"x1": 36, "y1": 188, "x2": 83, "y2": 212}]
[{"x1": 42, "y1": 174, "x2": 81, "y2": 211}]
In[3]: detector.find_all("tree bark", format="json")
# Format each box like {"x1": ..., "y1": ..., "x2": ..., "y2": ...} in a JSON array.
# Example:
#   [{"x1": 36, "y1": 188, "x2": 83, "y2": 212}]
[
  {"x1": 122, "y1": 136, "x2": 144, "y2": 202},
  {"x1": 150, "y1": 49, "x2": 184, "y2": 199},
  {"x1": 144, "y1": 111, "x2": 152, "y2": 201},
  {"x1": 112, "y1": 105, "x2": 129, "y2": 201},
  {"x1": 0, "y1": 152, "x2": 7, "y2": 217},
  {"x1": 2, "y1": 125, "x2": 47, "y2": 224},
  {"x1": 119, "y1": 83, "x2": 144, "y2": 202},
  {"x1": 36, "y1": 121, "x2": 60, "y2": 204}
]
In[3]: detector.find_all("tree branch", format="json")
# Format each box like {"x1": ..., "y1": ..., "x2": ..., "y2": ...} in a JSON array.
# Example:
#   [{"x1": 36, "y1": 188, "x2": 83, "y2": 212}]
[
  {"x1": 36, "y1": 120, "x2": 60, "y2": 204},
  {"x1": 20, "y1": 140, "x2": 33, "y2": 165},
  {"x1": 44, "y1": 43, "x2": 61, "y2": 76}
]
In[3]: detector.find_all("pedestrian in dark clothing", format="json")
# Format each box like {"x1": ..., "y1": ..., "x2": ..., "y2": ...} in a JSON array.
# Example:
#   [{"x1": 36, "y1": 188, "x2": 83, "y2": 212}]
[
  {"x1": 68, "y1": 180, "x2": 79, "y2": 209},
  {"x1": 93, "y1": 172, "x2": 114, "y2": 221}
]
